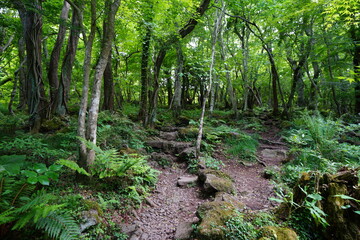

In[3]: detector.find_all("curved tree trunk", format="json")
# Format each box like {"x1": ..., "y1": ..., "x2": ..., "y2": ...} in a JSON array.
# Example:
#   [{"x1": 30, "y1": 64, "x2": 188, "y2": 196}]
[
  {"x1": 57, "y1": 1, "x2": 82, "y2": 116},
  {"x1": 172, "y1": 41, "x2": 184, "y2": 118},
  {"x1": 86, "y1": 0, "x2": 121, "y2": 167},
  {"x1": 48, "y1": 1, "x2": 70, "y2": 113}
]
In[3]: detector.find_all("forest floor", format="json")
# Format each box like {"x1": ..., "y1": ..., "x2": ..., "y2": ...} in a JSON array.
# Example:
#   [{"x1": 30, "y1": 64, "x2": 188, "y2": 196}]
[{"x1": 124, "y1": 120, "x2": 288, "y2": 240}]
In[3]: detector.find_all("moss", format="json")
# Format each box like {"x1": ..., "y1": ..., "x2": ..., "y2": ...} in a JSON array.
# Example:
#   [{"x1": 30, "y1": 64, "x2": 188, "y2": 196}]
[
  {"x1": 258, "y1": 226, "x2": 298, "y2": 240},
  {"x1": 83, "y1": 199, "x2": 104, "y2": 217},
  {"x1": 205, "y1": 174, "x2": 235, "y2": 194},
  {"x1": 196, "y1": 202, "x2": 238, "y2": 240},
  {"x1": 202, "y1": 169, "x2": 233, "y2": 182},
  {"x1": 178, "y1": 127, "x2": 199, "y2": 139}
]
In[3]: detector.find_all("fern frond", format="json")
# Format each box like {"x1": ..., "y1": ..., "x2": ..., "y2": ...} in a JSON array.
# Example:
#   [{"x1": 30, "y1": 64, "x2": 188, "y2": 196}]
[
  {"x1": 56, "y1": 159, "x2": 90, "y2": 176},
  {"x1": 36, "y1": 211, "x2": 80, "y2": 240}
]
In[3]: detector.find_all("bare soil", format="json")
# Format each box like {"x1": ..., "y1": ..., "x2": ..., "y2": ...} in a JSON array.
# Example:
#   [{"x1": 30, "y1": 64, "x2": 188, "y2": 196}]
[{"x1": 127, "y1": 120, "x2": 287, "y2": 239}]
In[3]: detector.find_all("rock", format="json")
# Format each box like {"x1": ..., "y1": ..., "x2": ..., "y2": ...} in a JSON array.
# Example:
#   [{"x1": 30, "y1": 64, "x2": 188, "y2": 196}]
[
  {"x1": 261, "y1": 149, "x2": 287, "y2": 160},
  {"x1": 79, "y1": 209, "x2": 99, "y2": 233},
  {"x1": 258, "y1": 226, "x2": 298, "y2": 240},
  {"x1": 172, "y1": 142, "x2": 193, "y2": 154},
  {"x1": 199, "y1": 169, "x2": 235, "y2": 195},
  {"x1": 196, "y1": 201, "x2": 238, "y2": 240},
  {"x1": 178, "y1": 147, "x2": 196, "y2": 161},
  {"x1": 174, "y1": 222, "x2": 194, "y2": 240},
  {"x1": 177, "y1": 176, "x2": 198, "y2": 187},
  {"x1": 150, "y1": 152, "x2": 176, "y2": 165},
  {"x1": 160, "y1": 131, "x2": 178, "y2": 141},
  {"x1": 120, "y1": 223, "x2": 138, "y2": 236},
  {"x1": 147, "y1": 139, "x2": 165, "y2": 149},
  {"x1": 214, "y1": 192, "x2": 245, "y2": 210},
  {"x1": 178, "y1": 127, "x2": 199, "y2": 139}
]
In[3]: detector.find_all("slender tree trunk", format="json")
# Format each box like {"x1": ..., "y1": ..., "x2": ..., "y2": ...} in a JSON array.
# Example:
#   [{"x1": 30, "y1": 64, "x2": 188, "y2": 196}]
[
  {"x1": 57, "y1": 1, "x2": 82, "y2": 116},
  {"x1": 308, "y1": 61, "x2": 321, "y2": 110},
  {"x1": 102, "y1": 53, "x2": 115, "y2": 111},
  {"x1": 219, "y1": 28, "x2": 238, "y2": 117},
  {"x1": 138, "y1": 21, "x2": 152, "y2": 123},
  {"x1": 48, "y1": 1, "x2": 70, "y2": 113},
  {"x1": 86, "y1": 0, "x2": 121, "y2": 167},
  {"x1": 196, "y1": 3, "x2": 223, "y2": 158},
  {"x1": 18, "y1": 0, "x2": 47, "y2": 132},
  {"x1": 173, "y1": 41, "x2": 184, "y2": 117},
  {"x1": 78, "y1": 0, "x2": 96, "y2": 170},
  {"x1": 165, "y1": 70, "x2": 173, "y2": 107}
]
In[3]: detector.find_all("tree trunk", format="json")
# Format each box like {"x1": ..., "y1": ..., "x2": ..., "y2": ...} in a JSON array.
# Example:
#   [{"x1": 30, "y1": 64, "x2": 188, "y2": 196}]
[
  {"x1": 173, "y1": 41, "x2": 184, "y2": 118},
  {"x1": 102, "y1": 52, "x2": 115, "y2": 111},
  {"x1": 86, "y1": 0, "x2": 121, "y2": 167},
  {"x1": 219, "y1": 27, "x2": 238, "y2": 117},
  {"x1": 138, "y1": 21, "x2": 152, "y2": 123},
  {"x1": 196, "y1": 3, "x2": 223, "y2": 158},
  {"x1": 17, "y1": 36, "x2": 27, "y2": 110},
  {"x1": 308, "y1": 61, "x2": 321, "y2": 110},
  {"x1": 146, "y1": 0, "x2": 211, "y2": 127},
  {"x1": 18, "y1": 0, "x2": 47, "y2": 132},
  {"x1": 48, "y1": 1, "x2": 70, "y2": 113},
  {"x1": 57, "y1": 1, "x2": 82, "y2": 116},
  {"x1": 78, "y1": 0, "x2": 97, "y2": 170}
]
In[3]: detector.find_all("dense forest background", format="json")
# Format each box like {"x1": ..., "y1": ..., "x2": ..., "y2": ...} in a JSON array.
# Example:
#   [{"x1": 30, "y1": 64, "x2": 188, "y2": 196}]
[{"x1": 0, "y1": 0, "x2": 359, "y2": 239}]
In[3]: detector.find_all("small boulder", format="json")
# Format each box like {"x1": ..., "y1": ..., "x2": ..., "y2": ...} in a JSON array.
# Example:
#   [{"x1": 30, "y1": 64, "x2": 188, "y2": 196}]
[
  {"x1": 258, "y1": 226, "x2": 298, "y2": 240},
  {"x1": 214, "y1": 192, "x2": 245, "y2": 210},
  {"x1": 174, "y1": 222, "x2": 194, "y2": 240},
  {"x1": 196, "y1": 201, "x2": 238, "y2": 240},
  {"x1": 79, "y1": 209, "x2": 99, "y2": 233},
  {"x1": 160, "y1": 131, "x2": 178, "y2": 141},
  {"x1": 177, "y1": 176, "x2": 198, "y2": 187},
  {"x1": 178, "y1": 147, "x2": 196, "y2": 161},
  {"x1": 199, "y1": 169, "x2": 235, "y2": 195}
]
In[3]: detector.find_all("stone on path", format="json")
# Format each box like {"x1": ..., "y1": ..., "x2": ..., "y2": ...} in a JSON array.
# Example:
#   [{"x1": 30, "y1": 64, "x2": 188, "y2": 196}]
[
  {"x1": 174, "y1": 222, "x2": 194, "y2": 240},
  {"x1": 261, "y1": 149, "x2": 287, "y2": 160},
  {"x1": 258, "y1": 226, "x2": 298, "y2": 240},
  {"x1": 199, "y1": 169, "x2": 235, "y2": 195},
  {"x1": 177, "y1": 176, "x2": 198, "y2": 187}
]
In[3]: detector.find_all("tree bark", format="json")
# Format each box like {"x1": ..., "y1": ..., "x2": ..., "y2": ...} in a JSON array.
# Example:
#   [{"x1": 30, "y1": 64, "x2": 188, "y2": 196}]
[
  {"x1": 57, "y1": 1, "x2": 82, "y2": 116},
  {"x1": 172, "y1": 41, "x2": 184, "y2": 118},
  {"x1": 17, "y1": 37, "x2": 27, "y2": 110},
  {"x1": 78, "y1": 0, "x2": 97, "y2": 170},
  {"x1": 86, "y1": 0, "x2": 121, "y2": 167},
  {"x1": 18, "y1": 0, "x2": 47, "y2": 132},
  {"x1": 196, "y1": 3, "x2": 223, "y2": 158},
  {"x1": 102, "y1": 52, "x2": 115, "y2": 111},
  {"x1": 138, "y1": 21, "x2": 152, "y2": 124},
  {"x1": 48, "y1": 1, "x2": 70, "y2": 113}
]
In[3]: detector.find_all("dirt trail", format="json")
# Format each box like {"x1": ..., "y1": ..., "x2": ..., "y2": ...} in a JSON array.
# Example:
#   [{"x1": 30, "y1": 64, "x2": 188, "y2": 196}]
[{"x1": 125, "y1": 120, "x2": 287, "y2": 240}]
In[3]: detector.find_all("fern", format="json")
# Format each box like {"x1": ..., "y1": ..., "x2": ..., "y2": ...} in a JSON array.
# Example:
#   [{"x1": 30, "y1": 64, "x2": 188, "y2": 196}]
[
  {"x1": 56, "y1": 159, "x2": 90, "y2": 176},
  {"x1": 36, "y1": 211, "x2": 80, "y2": 240}
]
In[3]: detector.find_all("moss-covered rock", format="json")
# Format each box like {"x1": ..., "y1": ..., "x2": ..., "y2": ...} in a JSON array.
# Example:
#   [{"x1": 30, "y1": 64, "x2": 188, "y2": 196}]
[
  {"x1": 199, "y1": 169, "x2": 235, "y2": 195},
  {"x1": 258, "y1": 226, "x2": 298, "y2": 240},
  {"x1": 196, "y1": 201, "x2": 238, "y2": 240}
]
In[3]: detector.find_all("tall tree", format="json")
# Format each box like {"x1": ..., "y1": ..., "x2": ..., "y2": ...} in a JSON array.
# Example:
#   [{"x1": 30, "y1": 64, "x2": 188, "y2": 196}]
[{"x1": 85, "y1": 0, "x2": 121, "y2": 167}]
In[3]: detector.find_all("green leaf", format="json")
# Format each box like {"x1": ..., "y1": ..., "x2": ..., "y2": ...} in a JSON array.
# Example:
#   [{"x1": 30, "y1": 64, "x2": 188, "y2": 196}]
[
  {"x1": 0, "y1": 155, "x2": 26, "y2": 175},
  {"x1": 308, "y1": 193, "x2": 322, "y2": 201},
  {"x1": 27, "y1": 176, "x2": 38, "y2": 184},
  {"x1": 23, "y1": 170, "x2": 37, "y2": 178},
  {"x1": 38, "y1": 175, "x2": 50, "y2": 186},
  {"x1": 269, "y1": 197, "x2": 284, "y2": 203},
  {"x1": 49, "y1": 164, "x2": 62, "y2": 172},
  {"x1": 33, "y1": 163, "x2": 47, "y2": 174}
]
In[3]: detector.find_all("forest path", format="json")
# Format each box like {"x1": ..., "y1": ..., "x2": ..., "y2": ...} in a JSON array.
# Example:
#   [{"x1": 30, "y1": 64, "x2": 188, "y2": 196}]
[{"x1": 124, "y1": 120, "x2": 287, "y2": 240}]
